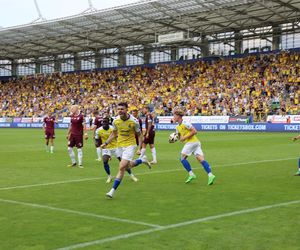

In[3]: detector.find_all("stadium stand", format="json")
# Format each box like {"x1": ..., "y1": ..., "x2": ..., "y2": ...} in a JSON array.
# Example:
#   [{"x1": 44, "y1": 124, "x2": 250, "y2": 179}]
[
  {"x1": 0, "y1": 0, "x2": 300, "y2": 121},
  {"x1": 0, "y1": 50, "x2": 299, "y2": 121}
]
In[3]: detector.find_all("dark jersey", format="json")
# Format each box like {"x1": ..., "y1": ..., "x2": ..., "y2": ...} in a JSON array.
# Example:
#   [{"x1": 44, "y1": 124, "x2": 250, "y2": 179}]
[
  {"x1": 70, "y1": 114, "x2": 84, "y2": 136},
  {"x1": 94, "y1": 116, "x2": 103, "y2": 129},
  {"x1": 43, "y1": 116, "x2": 55, "y2": 132},
  {"x1": 145, "y1": 113, "x2": 155, "y2": 132}
]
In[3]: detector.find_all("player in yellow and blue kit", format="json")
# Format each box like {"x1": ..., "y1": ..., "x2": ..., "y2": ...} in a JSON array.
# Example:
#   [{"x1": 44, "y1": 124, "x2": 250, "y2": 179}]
[
  {"x1": 102, "y1": 102, "x2": 151, "y2": 198},
  {"x1": 96, "y1": 117, "x2": 138, "y2": 183},
  {"x1": 170, "y1": 107, "x2": 216, "y2": 185}
]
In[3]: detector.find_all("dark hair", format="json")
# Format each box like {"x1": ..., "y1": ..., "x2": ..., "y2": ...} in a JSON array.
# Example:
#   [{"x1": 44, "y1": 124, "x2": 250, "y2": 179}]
[
  {"x1": 102, "y1": 117, "x2": 110, "y2": 123},
  {"x1": 118, "y1": 102, "x2": 128, "y2": 108}
]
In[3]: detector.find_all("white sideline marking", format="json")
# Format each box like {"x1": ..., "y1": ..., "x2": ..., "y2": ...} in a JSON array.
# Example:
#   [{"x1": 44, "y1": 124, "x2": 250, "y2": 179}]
[
  {"x1": 0, "y1": 157, "x2": 296, "y2": 191},
  {"x1": 0, "y1": 198, "x2": 162, "y2": 228},
  {"x1": 56, "y1": 199, "x2": 300, "y2": 250}
]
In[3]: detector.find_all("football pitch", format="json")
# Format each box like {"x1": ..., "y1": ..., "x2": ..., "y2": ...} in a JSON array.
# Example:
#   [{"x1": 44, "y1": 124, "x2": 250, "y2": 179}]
[{"x1": 0, "y1": 128, "x2": 299, "y2": 250}]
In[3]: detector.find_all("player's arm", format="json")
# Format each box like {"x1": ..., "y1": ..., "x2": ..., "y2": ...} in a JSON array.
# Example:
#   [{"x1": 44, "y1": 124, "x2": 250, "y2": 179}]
[
  {"x1": 292, "y1": 134, "x2": 300, "y2": 141},
  {"x1": 179, "y1": 125, "x2": 197, "y2": 142},
  {"x1": 145, "y1": 118, "x2": 152, "y2": 138},
  {"x1": 136, "y1": 130, "x2": 143, "y2": 149},
  {"x1": 66, "y1": 124, "x2": 71, "y2": 140},
  {"x1": 101, "y1": 130, "x2": 117, "y2": 148},
  {"x1": 83, "y1": 121, "x2": 88, "y2": 140}
]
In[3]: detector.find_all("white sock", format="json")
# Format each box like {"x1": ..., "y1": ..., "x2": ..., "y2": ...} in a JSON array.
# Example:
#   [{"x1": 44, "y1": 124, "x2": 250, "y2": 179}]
[
  {"x1": 68, "y1": 147, "x2": 76, "y2": 164},
  {"x1": 140, "y1": 148, "x2": 146, "y2": 158},
  {"x1": 189, "y1": 171, "x2": 195, "y2": 176},
  {"x1": 208, "y1": 172, "x2": 213, "y2": 177},
  {"x1": 96, "y1": 147, "x2": 101, "y2": 159},
  {"x1": 151, "y1": 147, "x2": 157, "y2": 161},
  {"x1": 45, "y1": 145, "x2": 49, "y2": 151},
  {"x1": 108, "y1": 188, "x2": 115, "y2": 195},
  {"x1": 50, "y1": 146, "x2": 54, "y2": 153},
  {"x1": 78, "y1": 148, "x2": 83, "y2": 165}
]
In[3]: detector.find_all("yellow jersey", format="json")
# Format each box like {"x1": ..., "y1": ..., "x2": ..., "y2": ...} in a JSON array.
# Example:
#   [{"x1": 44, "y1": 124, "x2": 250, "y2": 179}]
[
  {"x1": 176, "y1": 121, "x2": 199, "y2": 144},
  {"x1": 113, "y1": 114, "x2": 140, "y2": 147},
  {"x1": 95, "y1": 126, "x2": 117, "y2": 149}
]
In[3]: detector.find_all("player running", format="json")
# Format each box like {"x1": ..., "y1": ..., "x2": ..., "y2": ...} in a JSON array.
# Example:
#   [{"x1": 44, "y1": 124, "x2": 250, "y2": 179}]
[{"x1": 170, "y1": 107, "x2": 216, "y2": 185}]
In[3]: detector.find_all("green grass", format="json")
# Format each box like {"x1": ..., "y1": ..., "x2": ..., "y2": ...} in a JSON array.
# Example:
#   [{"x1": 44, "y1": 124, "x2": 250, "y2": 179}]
[{"x1": 0, "y1": 129, "x2": 299, "y2": 250}]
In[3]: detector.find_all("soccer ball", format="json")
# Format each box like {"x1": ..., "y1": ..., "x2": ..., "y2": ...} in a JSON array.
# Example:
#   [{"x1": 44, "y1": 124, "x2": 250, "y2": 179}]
[{"x1": 169, "y1": 132, "x2": 179, "y2": 142}]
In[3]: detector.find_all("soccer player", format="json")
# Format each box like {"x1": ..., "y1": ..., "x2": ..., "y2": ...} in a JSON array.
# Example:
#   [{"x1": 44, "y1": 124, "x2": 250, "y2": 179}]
[
  {"x1": 43, "y1": 111, "x2": 56, "y2": 153},
  {"x1": 96, "y1": 117, "x2": 138, "y2": 183},
  {"x1": 131, "y1": 107, "x2": 143, "y2": 155},
  {"x1": 170, "y1": 107, "x2": 216, "y2": 185},
  {"x1": 140, "y1": 106, "x2": 157, "y2": 164},
  {"x1": 292, "y1": 135, "x2": 300, "y2": 176},
  {"x1": 102, "y1": 102, "x2": 151, "y2": 198},
  {"x1": 91, "y1": 110, "x2": 103, "y2": 161},
  {"x1": 66, "y1": 105, "x2": 88, "y2": 168}
]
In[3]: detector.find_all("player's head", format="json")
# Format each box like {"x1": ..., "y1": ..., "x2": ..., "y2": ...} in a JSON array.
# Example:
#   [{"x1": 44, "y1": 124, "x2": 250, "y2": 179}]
[
  {"x1": 172, "y1": 107, "x2": 184, "y2": 122},
  {"x1": 142, "y1": 105, "x2": 150, "y2": 115},
  {"x1": 103, "y1": 107, "x2": 110, "y2": 117},
  {"x1": 70, "y1": 105, "x2": 80, "y2": 115},
  {"x1": 117, "y1": 102, "x2": 128, "y2": 118},
  {"x1": 47, "y1": 111, "x2": 52, "y2": 117},
  {"x1": 131, "y1": 107, "x2": 139, "y2": 118},
  {"x1": 102, "y1": 117, "x2": 110, "y2": 130}
]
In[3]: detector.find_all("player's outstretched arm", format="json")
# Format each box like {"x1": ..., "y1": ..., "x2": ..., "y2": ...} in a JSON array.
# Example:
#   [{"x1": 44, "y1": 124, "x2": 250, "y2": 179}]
[{"x1": 292, "y1": 135, "x2": 300, "y2": 141}]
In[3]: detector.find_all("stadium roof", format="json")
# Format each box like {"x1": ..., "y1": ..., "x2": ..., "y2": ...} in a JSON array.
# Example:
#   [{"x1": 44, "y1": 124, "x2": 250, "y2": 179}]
[{"x1": 1, "y1": 0, "x2": 300, "y2": 60}]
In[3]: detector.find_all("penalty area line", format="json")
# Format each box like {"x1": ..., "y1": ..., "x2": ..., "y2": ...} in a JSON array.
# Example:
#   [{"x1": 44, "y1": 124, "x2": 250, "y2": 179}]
[{"x1": 55, "y1": 199, "x2": 300, "y2": 250}]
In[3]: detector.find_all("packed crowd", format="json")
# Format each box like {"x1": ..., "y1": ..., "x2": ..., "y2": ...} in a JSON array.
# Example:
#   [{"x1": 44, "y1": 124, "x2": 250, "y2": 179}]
[{"x1": 0, "y1": 50, "x2": 299, "y2": 121}]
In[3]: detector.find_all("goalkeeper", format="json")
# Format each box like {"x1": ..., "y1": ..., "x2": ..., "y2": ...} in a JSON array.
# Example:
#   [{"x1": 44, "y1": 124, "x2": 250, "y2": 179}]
[{"x1": 169, "y1": 107, "x2": 216, "y2": 185}]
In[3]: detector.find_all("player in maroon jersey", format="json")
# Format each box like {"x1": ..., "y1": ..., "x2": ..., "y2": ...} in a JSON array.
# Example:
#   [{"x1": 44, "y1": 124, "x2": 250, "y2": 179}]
[
  {"x1": 90, "y1": 110, "x2": 103, "y2": 161},
  {"x1": 131, "y1": 107, "x2": 143, "y2": 155},
  {"x1": 140, "y1": 106, "x2": 157, "y2": 164},
  {"x1": 43, "y1": 111, "x2": 57, "y2": 153},
  {"x1": 67, "y1": 105, "x2": 88, "y2": 168}
]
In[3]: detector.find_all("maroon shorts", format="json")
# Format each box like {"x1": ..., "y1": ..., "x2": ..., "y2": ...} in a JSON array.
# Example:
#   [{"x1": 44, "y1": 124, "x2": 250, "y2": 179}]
[
  {"x1": 45, "y1": 131, "x2": 55, "y2": 139},
  {"x1": 143, "y1": 131, "x2": 155, "y2": 144},
  {"x1": 95, "y1": 138, "x2": 102, "y2": 147},
  {"x1": 68, "y1": 134, "x2": 83, "y2": 148}
]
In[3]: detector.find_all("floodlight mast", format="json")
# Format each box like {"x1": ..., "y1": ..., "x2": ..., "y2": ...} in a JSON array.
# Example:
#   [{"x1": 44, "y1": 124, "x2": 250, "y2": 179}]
[
  {"x1": 31, "y1": 0, "x2": 46, "y2": 23},
  {"x1": 82, "y1": 0, "x2": 97, "y2": 13}
]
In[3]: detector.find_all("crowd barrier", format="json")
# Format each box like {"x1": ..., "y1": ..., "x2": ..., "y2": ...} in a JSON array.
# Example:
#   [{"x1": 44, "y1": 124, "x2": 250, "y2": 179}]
[
  {"x1": 0, "y1": 122, "x2": 299, "y2": 132},
  {"x1": 156, "y1": 123, "x2": 300, "y2": 132}
]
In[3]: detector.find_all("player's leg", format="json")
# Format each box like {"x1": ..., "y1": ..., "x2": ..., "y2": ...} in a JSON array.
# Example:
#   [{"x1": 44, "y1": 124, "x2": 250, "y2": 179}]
[
  {"x1": 149, "y1": 144, "x2": 157, "y2": 164},
  {"x1": 95, "y1": 138, "x2": 102, "y2": 161},
  {"x1": 180, "y1": 154, "x2": 196, "y2": 183},
  {"x1": 49, "y1": 137, "x2": 54, "y2": 153},
  {"x1": 45, "y1": 134, "x2": 49, "y2": 152},
  {"x1": 106, "y1": 159, "x2": 129, "y2": 198},
  {"x1": 102, "y1": 153, "x2": 112, "y2": 183},
  {"x1": 139, "y1": 142, "x2": 147, "y2": 158},
  {"x1": 76, "y1": 135, "x2": 84, "y2": 168},
  {"x1": 67, "y1": 136, "x2": 77, "y2": 167},
  {"x1": 194, "y1": 143, "x2": 215, "y2": 185}
]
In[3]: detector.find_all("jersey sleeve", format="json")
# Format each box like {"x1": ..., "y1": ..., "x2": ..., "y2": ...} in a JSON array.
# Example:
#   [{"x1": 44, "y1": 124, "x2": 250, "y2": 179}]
[
  {"x1": 95, "y1": 128, "x2": 100, "y2": 139},
  {"x1": 182, "y1": 121, "x2": 193, "y2": 130},
  {"x1": 134, "y1": 119, "x2": 141, "y2": 133}
]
